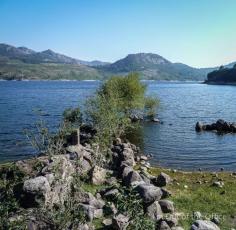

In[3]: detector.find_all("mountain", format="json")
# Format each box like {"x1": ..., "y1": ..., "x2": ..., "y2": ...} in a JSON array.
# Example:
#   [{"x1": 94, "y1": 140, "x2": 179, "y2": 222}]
[
  {"x1": 0, "y1": 43, "x2": 234, "y2": 81},
  {"x1": 205, "y1": 65, "x2": 236, "y2": 84},
  {"x1": 98, "y1": 53, "x2": 212, "y2": 81},
  {"x1": 0, "y1": 44, "x2": 103, "y2": 80},
  {"x1": 0, "y1": 43, "x2": 110, "y2": 67},
  {"x1": 79, "y1": 60, "x2": 110, "y2": 66}
]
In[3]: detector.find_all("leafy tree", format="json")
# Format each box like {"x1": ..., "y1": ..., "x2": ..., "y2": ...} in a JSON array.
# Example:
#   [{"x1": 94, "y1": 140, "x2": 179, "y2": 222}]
[{"x1": 86, "y1": 73, "x2": 158, "y2": 156}]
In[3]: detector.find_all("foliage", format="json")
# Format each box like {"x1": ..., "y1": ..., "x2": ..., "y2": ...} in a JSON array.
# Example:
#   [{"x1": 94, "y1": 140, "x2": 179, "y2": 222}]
[
  {"x1": 63, "y1": 107, "x2": 82, "y2": 128},
  {"x1": 0, "y1": 164, "x2": 27, "y2": 229},
  {"x1": 24, "y1": 118, "x2": 67, "y2": 156},
  {"x1": 86, "y1": 73, "x2": 158, "y2": 157},
  {"x1": 100, "y1": 72, "x2": 146, "y2": 116},
  {"x1": 112, "y1": 186, "x2": 155, "y2": 230},
  {"x1": 144, "y1": 96, "x2": 159, "y2": 120}
]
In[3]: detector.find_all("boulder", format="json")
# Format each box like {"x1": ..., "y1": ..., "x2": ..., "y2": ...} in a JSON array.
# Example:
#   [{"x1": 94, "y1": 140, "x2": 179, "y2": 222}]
[
  {"x1": 164, "y1": 216, "x2": 178, "y2": 227},
  {"x1": 145, "y1": 201, "x2": 163, "y2": 221},
  {"x1": 191, "y1": 220, "x2": 220, "y2": 230},
  {"x1": 157, "y1": 220, "x2": 171, "y2": 230},
  {"x1": 122, "y1": 170, "x2": 143, "y2": 186},
  {"x1": 90, "y1": 166, "x2": 107, "y2": 185},
  {"x1": 23, "y1": 176, "x2": 50, "y2": 195},
  {"x1": 152, "y1": 172, "x2": 172, "y2": 187},
  {"x1": 135, "y1": 183, "x2": 163, "y2": 203},
  {"x1": 80, "y1": 204, "x2": 95, "y2": 221},
  {"x1": 22, "y1": 176, "x2": 50, "y2": 208},
  {"x1": 103, "y1": 188, "x2": 119, "y2": 199},
  {"x1": 159, "y1": 200, "x2": 175, "y2": 213},
  {"x1": 195, "y1": 122, "x2": 205, "y2": 132},
  {"x1": 112, "y1": 214, "x2": 129, "y2": 230}
]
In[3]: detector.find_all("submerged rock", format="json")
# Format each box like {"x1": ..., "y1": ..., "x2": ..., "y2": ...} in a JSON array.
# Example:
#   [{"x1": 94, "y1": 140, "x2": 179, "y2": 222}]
[{"x1": 195, "y1": 119, "x2": 236, "y2": 133}]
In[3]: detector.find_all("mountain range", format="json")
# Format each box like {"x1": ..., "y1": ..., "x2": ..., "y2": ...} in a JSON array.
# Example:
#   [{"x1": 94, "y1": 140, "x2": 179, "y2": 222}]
[{"x1": 0, "y1": 43, "x2": 235, "y2": 81}]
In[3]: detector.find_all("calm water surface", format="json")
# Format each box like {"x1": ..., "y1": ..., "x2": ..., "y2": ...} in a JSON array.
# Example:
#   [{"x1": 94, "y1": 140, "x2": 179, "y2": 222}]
[{"x1": 0, "y1": 80, "x2": 236, "y2": 171}]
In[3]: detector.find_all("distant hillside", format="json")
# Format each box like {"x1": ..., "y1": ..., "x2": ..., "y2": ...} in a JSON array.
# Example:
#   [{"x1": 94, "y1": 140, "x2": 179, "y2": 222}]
[
  {"x1": 0, "y1": 43, "x2": 233, "y2": 81},
  {"x1": 205, "y1": 65, "x2": 236, "y2": 84},
  {"x1": 98, "y1": 53, "x2": 213, "y2": 81}
]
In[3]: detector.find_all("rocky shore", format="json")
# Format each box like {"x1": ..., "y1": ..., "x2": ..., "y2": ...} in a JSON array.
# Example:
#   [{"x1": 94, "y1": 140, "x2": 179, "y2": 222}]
[{"x1": 0, "y1": 128, "x2": 222, "y2": 230}]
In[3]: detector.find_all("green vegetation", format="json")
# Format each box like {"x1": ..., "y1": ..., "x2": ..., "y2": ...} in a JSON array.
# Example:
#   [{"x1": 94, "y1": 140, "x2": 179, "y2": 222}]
[
  {"x1": 206, "y1": 65, "x2": 236, "y2": 84},
  {"x1": 0, "y1": 59, "x2": 103, "y2": 80},
  {"x1": 86, "y1": 73, "x2": 158, "y2": 155},
  {"x1": 149, "y1": 167, "x2": 236, "y2": 230}
]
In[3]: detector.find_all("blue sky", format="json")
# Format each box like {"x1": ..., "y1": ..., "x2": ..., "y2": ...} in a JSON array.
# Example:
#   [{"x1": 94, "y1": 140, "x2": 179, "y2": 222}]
[{"x1": 0, "y1": 0, "x2": 236, "y2": 67}]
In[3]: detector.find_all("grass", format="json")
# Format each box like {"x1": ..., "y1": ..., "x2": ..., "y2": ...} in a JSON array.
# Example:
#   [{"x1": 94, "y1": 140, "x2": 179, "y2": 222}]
[{"x1": 149, "y1": 167, "x2": 236, "y2": 230}]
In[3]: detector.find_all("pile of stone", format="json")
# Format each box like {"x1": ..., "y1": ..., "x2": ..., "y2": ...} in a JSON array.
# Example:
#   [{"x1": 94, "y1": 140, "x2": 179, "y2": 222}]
[
  {"x1": 7, "y1": 135, "x2": 221, "y2": 230},
  {"x1": 195, "y1": 119, "x2": 236, "y2": 133}
]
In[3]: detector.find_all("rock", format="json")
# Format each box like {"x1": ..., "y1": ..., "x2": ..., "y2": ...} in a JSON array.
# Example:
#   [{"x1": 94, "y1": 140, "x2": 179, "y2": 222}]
[
  {"x1": 196, "y1": 119, "x2": 236, "y2": 134},
  {"x1": 171, "y1": 227, "x2": 184, "y2": 230},
  {"x1": 193, "y1": 211, "x2": 202, "y2": 219},
  {"x1": 159, "y1": 200, "x2": 175, "y2": 213},
  {"x1": 211, "y1": 216, "x2": 220, "y2": 225},
  {"x1": 90, "y1": 166, "x2": 107, "y2": 185},
  {"x1": 23, "y1": 176, "x2": 50, "y2": 195},
  {"x1": 121, "y1": 148, "x2": 136, "y2": 166},
  {"x1": 80, "y1": 159, "x2": 92, "y2": 174},
  {"x1": 152, "y1": 172, "x2": 172, "y2": 187},
  {"x1": 103, "y1": 218, "x2": 112, "y2": 226},
  {"x1": 112, "y1": 214, "x2": 129, "y2": 230},
  {"x1": 161, "y1": 188, "x2": 172, "y2": 198},
  {"x1": 94, "y1": 208, "x2": 103, "y2": 218},
  {"x1": 122, "y1": 170, "x2": 143, "y2": 186},
  {"x1": 135, "y1": 183, "x2": 163, "y2": 203},
  {"x1": 157, "y1": 220, "x2": 171, "y2": 230},
  {"x1": 164, "y1": 216, "x2": 178, "y2": 227},
  {"x1": 27, "y1": 218, "x2": 53, "y2": 230},
  {"x1": 191, "y1": 220, "x2": 220, "y2": 230},
  {"x1": 212, "y1": 181, "x2": 224, "y2": 188},
  {"x1": 77, "y1": 224, "x2": 90, "y2": 230},
  {"x1": 80, "y1": 204, "x2": 95, "y2": 221},
  {"x1": 103, "y1": 188, "x2": 119, "y2": 199},
  {"x1": 22, "y1": 176, "x2": 50, "y2": 208},
  {"x1": 152, "y1": 118, "x2": 160, "y2": 123},
  {"x1": 120, "y1": 165, "x2": 133, "y2": 179},
  {"x1": 146, "y1": 201, "x2": 163, "y2": 221},
  {"x1": 140, "y1": 155, "x2": 148, "y2": 161},
  {"x1": 195, "y1": 122, "x2": 205, "y2": 132}
]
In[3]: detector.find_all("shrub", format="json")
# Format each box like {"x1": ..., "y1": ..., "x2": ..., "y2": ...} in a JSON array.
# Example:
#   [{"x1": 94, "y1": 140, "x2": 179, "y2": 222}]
[
  {"x1": 145, "y1": 96, "x2": 159, "y2": 120},
  {"x1": 86, "y1": 73, "x2": 158, "y2": 155}
]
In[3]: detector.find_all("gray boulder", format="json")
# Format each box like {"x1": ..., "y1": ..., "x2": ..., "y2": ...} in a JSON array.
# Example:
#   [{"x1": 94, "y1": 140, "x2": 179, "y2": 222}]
[
  {"x1": 135, "y1": 183, "x2": 163, "y2": 203},
  {"x1": 122, "y1": 170, "x2": 143, "y2": 186},
  {"x1": 146, "y1": 201, "x2": 163, "y2": 221},
  {"x1": 23, "y1": 176, "x2": 50, "y2": 195},
  {"x1": 191, "y1": 220, "x2": 220, "y2": 230},
  {"x1": 152, "y1": 172, "x2": 172, "y2": 187},
  {"x1": 112, "y1": 214, "x2": 129, "y2": 230},
  {"x1": 90, "y1": 166, "x2": 107, "y2": 185},
  {"x1": 159, "y1": 200, "x2": 175, "y2": 213},
  {"x1": 157, "y1": 220, "x2": 171, "y2": 230}
]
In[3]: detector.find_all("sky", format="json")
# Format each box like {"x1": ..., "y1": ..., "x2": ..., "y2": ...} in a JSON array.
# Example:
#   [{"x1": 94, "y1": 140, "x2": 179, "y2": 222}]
[{"x1": 0, "y1": 0, "x2": 236, "y2": 68}]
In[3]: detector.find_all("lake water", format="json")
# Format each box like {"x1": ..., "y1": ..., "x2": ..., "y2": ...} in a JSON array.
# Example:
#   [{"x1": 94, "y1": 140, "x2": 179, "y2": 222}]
[{"x1": 1, "y1": 80, "x2": 236, "y2": 171}]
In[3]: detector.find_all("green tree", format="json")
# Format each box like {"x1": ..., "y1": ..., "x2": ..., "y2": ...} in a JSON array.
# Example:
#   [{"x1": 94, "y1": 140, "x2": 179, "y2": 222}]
[{"x1": 86, "y1": 73, "x2": 158, "y2": 155}]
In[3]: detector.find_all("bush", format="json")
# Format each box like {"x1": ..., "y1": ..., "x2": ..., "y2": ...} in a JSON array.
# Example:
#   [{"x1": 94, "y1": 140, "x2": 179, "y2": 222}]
[
  {"x1": 63, "y1": 107, "x2": 82, "y2": 128},
  {"x1": 86, "y1": 73, "x2": 158, "y2": 153},
  {"x1": 145, "y1": 96, "x2": 159, "y2": 120}
]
